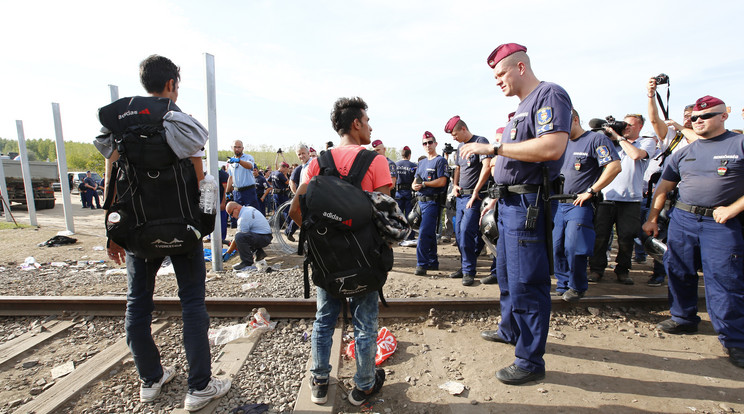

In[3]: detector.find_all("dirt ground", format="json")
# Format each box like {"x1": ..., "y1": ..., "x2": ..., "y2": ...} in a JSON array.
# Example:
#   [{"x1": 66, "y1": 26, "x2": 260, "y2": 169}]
[{"x1": 1, "y1": 193, "x2": 744, "y2": 413}]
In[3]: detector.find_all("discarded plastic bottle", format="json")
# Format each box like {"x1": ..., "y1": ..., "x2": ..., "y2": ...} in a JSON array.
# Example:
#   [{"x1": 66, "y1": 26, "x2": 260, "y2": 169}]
[{"x1": 199, "y1": 174, "x2": 218, "y2": 215}]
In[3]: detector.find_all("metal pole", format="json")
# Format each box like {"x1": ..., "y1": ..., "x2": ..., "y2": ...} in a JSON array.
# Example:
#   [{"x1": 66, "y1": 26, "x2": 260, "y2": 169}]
[
  {"x1": 108, "y1": 85, "x2": 119, "y2": 102},
  {"x1": 51, "y1": 104, "x2": 75, "y2": 233},
  {"x1": 15, "y1": 121, "x2": 38, "y2": 226},
  {"x1": 0, "y1": 158, "x2": 11, "y2": 222},
  {"x1": 205, "y1": 53, "x2": 222, "y2": 271}
]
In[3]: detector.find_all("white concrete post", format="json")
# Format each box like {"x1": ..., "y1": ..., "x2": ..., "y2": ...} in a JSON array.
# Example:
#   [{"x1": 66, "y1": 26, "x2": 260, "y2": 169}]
[
  {"x1": 205, "y1": 53, "x2": 222, "y2": 271},
  {"x1": 52, "y1": 104, "x2": 75, "y2": 233},
  {"x1": 15, "y1": 121, "x2": 38, "y2": 226}
]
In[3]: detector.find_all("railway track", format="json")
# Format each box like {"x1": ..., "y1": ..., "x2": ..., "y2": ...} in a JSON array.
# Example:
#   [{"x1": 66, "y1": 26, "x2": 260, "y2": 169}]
[{"x1": 0, "y1": 294, "x2": 674, "y2": 318}]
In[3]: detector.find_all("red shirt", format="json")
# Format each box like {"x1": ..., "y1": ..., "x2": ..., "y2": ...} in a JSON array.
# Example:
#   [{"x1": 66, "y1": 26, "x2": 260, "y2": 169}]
[{"x1": 303, "y1": 145, "x2": 392, "y2": 192}]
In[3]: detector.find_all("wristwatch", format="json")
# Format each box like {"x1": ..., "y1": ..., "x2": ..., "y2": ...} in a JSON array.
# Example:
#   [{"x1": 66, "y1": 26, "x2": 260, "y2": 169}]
[
  {"x1": 492, "y1": 141, "x2": 502, "y2": 155},
  {"x1": 422, "y1": 181, "x2": 426, "y2": 188},
  {"x1": 586, "y1": 187, "x2": 596, "y2": 196}
]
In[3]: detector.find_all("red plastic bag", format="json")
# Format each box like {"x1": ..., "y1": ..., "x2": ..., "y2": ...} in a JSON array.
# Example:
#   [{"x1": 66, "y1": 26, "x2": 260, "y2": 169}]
[{"x1": 345, "y1": 327, "x2": 397, "y2": 365}]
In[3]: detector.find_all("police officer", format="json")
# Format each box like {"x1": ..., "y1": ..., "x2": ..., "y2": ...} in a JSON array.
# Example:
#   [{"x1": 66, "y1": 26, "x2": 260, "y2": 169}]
[
  {"x1": 460, "y1": 43, "x2": 571, "y2": 384},
  {"x1": 412, "y1": 132, "x2": 449, "y2": 276},
  {"x1": 643, "y1": 95, "x2": 744, "y2": 369},
  {"x1": 226, "y1": 140, "x2": 260, "y2": 210},
  {"x1": 445, "y1": 115, "x2": 492, "y2": 286},
  {"x1": 371, "y1": 139, "x2": 398, "y2": 195},
  {"x1": 553, "y1": 109, "x2": 621, "y2": 301},
  {"x1": 395, "y1": 146, "x2": 417, "y2": 217},
  {"x1": 253, "y1": 167, "x2": 271, "y2": 217},
  {"x1": 270, "y1": 162, "x2": 291, "y2": 209}
]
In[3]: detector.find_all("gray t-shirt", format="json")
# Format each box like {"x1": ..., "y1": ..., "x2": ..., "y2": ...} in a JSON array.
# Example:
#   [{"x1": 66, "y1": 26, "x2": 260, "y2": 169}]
[{"x1": 602, "y1": 137, "x2": 657, "y2": 202}]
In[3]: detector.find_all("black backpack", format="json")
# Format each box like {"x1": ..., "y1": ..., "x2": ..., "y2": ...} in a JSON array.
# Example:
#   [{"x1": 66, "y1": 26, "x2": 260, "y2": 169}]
[
  {"x1": 298, "y1": 149, "x2": 393, "y2": 302},
  {"x1": 99, "y1": 96, "x2": 215, "y2": 259}
]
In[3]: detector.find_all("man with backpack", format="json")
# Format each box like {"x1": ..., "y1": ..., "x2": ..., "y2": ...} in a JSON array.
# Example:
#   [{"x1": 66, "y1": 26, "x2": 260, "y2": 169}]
[
  {"x1": 95, "y1": 55, "x2": 230, "y2": 411},
  {"x1": 289, "y1": 96, "x2": 391, "y2": 407}
]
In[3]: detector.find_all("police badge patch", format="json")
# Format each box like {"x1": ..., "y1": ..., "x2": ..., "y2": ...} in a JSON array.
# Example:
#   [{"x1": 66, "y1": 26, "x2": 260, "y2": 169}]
[
  {"x1": 596, "y1": 145, "x2": 611, "y2": 164},
  {"x1": 537, "y1": 107, "x2": 553, "y2": 125}
]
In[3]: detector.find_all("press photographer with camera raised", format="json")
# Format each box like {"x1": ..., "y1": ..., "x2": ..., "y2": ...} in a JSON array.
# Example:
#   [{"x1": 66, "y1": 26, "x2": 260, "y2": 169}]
[{"x1": 588, "y1": 114, "x2": 657, "y2": 285}]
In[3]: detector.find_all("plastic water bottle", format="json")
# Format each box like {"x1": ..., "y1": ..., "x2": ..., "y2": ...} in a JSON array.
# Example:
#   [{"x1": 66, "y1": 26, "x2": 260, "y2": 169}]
[{"x1": 199, "y1": 174, "x2": 218, "y2": 215}]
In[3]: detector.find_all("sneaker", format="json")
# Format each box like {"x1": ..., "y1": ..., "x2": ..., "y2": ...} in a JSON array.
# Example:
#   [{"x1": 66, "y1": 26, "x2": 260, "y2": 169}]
[
  {"x1": 348, "y1": 368, "x2": 385, "y2": 406},
  {"x1": 562, "y1": 289, "x2": 585, "y2": 303},
  {"x1": 550, "y1": 290, "x2": 566, "y2": 297},
  {"x1": 140, "y1": 366, "x2": 176, "y2": 403},
  {"x1": 400, "y1": 240, "x2": 417, "y2": 247},
  {"x1": 309, "y1": 377, "x2": 328, "y2": 404},
  {"x1": 232, "y1": 262, "x2": 256, "y2": 271},
  {"x1": 255, "y1": 249, "x2": 267, "y2": 262},
  {"x1": 647, "y1": 274, "x2": 665, "y2": 287},
  {"x1": 183, "y1": 377, "x2": 232, "y2": 412}
]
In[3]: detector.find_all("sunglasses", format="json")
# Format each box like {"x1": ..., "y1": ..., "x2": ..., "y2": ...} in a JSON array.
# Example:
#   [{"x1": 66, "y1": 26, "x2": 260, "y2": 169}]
[
  {"x1": 422, "y1": 140, "x2": 435, "y2": 146},
  {"x1": 690, "y1": 112, "x2": 724, "y2": 122}
]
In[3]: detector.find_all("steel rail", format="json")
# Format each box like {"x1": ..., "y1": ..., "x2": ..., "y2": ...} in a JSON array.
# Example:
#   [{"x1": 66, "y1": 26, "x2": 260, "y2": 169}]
[{"x1": 0, "y1": 295, "x2": 675, "y2": 318}]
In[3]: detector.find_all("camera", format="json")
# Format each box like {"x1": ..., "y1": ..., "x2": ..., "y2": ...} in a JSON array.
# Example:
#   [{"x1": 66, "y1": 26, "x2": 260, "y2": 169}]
[
  {"x1": 653, "y1": 73, "x2": 669, "y2": 85},
  {"x1": 276, "y1": 148, "x2": 283, "y2": 154},
  {"x1": 589, "y1": 116, "x2": 628, "y2": 138},
  {"x1": 442, "y1": 143, "x2": 455, "y2": 155}
]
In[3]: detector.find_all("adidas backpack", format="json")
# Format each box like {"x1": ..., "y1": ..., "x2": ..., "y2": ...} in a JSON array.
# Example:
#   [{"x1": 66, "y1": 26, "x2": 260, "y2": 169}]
[
  {"x1": 298, "y1": 149, "x2": 394, "y2": 301},
  {"x1": 98, "y1": 96, "x2": 215, "y2": 259}
]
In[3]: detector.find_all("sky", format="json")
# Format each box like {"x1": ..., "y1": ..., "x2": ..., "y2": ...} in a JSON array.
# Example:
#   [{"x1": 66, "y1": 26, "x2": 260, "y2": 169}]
[{"x1": 1, "y1": 0, "x2": 743, "y2": 163}]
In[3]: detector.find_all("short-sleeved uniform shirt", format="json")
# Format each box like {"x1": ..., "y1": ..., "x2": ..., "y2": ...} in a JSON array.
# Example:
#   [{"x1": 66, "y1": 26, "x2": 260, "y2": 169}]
[
  {"x1": 455, "y1": 135, "x2": 491, "y2": 189},
  {"x1": 238, "y1": 205, "x2": 272, "y2": 235},
  {"x1": 270, "y1": 170, "x2": 289, "y2": 192},
  {"x1": 395, "y1": 159, "x2": 417, "y2": 186},
  {"x1": 304, "y1": 146, "x2": 393, "y2": 192},
  {"x1": 492, "y1": 82, "x2": 573, "y2": 185},
  {"x1": 386, "y1": 157, "x2": 398, "y2": 180},
  {"x1": 602, "y1": 137, "x2": 658, "y2": 202},
  {"x1": 561, "y1": 131, "x2": 620, "y2": 194},
  {"x1": 228, "y1": 153, "x2": 256, "y2": 187},
  {"x1": 83, "y1": 176, "x2": 97, "y2": 189},
  {"x1": 416, "y1": 155, "x2": 449, "y2": 197},
  {"x1": 290, "y1": 162, "x2": 308, "y2": 187},
  {"x1": 255, "y1": 173, "x2": 270, "y2": 197},
  {"x1": 662, "y1": 130, "x2": 744, "y2": 207}
]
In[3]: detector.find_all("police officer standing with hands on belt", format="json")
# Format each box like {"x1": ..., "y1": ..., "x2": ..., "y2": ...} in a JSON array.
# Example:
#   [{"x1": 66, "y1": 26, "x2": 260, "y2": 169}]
[
  {"x1": 552, "y1": 109, "x2": 621, "y2": 301},
  {"x1": 412, "y1": 131, "x2": 449, "y2": 276},
  {"x1": 445, "y1": 115, "x2": 493, "y2": 286},
  {"x1": 460, "y1": 43, "x2": 571, "y2": 384},
  {"x1": 643, "y1": 96, "x2": 744, "y2": 369}
]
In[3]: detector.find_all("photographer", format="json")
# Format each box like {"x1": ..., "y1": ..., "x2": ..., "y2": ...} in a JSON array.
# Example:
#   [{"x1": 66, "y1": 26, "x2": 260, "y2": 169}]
[{"x1": 588, "y1": 115, "x2": 657, "y2": 285}]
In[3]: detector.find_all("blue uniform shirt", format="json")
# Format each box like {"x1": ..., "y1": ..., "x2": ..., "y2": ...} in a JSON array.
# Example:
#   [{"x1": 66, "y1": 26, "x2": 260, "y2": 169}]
[
  {"x1": 561, "y1": 131, "x2": 620, "y2": 194},
  {"x1": 416, "y1": 155, "x2": 449, "y2": 197},
  {"x1": 492, "y1": 82, "x2": 573, "y2": 185},
  {"x1": 270, "y1": 170, "x2": 289, "y2": 191},
  {"x1": 255, "y1": 173, "x2": 270, "y2": 197},
  {"x1": 395, "y1": 159, "x2": 417, "y2": 185},
  {"x1": 455, "y1": 135, "x2": 491, "y2": 189},
  {"x1": 238, "y1": 205, "x2": 271, "y2": 235},
  {"x1": 386, "y1": 157, "x2": 398, "y2": 180},
  {"x1": 228, "y1": 153, "x2": 256, "y2": 187},
  {"x1": 662, "y1": 130, "x2": 744, "y2": 207}
]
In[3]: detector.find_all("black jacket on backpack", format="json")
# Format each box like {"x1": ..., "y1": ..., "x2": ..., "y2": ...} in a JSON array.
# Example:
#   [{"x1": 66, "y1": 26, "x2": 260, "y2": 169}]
[
  {"x1": 298, "y1": 149, "x2": 394, "y2": 302},
  {"x1": 98, "y1": 96, "x2": 214, "y2": 259}
]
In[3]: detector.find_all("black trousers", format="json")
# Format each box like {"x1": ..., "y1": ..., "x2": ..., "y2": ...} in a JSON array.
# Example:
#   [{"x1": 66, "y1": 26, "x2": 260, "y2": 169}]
[{"x1": 589, "y1": 201, "x2": 641, "y2": 276}]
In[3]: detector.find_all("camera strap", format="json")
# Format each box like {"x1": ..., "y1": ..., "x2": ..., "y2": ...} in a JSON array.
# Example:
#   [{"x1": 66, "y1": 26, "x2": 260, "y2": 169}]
[{"x1": 655, "y1": 85, "x2": 670, "y2": 120}]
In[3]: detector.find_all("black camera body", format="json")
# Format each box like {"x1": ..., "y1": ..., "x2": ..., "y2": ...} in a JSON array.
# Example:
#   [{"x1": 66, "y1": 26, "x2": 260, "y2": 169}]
[
  {"x1": 589, "y1": 116, "x2": 628, "y2": 138},
  {"x1": 443, "y1": 143, "x2": 455, "y2": 155},
  {"x1": 277, "y1": 148, "x2": 283, "y2": 154},
  {"x1": 653, "y1": 73, "x2": 669, "y2": 85}
]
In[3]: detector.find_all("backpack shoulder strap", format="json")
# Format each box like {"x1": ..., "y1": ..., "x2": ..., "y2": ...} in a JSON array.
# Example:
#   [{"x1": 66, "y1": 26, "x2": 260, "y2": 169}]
[
  {"x1": 345, "y1": 149, "x2": 377, "y2": 188},
  {"x1": 318, "y1": 150, "x2": 340, "y2": 178}
]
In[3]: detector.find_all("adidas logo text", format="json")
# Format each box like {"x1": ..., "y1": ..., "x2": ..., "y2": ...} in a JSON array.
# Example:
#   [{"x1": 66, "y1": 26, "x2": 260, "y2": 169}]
[{"x1": 323, "y1": 211, "x2": 342, "y2": 222}]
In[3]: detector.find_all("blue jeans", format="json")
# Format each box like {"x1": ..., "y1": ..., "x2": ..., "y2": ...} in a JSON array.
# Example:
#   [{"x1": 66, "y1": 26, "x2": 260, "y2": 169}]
[
  {"x1": 311, "y1": 288, "x2": 378, "y2": 391},
  {"x1": 125, "y1": 244, "x2": 211, "y2": 390}
]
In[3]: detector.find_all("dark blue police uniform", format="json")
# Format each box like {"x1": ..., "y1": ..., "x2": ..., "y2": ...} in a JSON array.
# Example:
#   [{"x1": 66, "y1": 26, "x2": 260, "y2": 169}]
[
  {"x1": 554, "y1": 131, "x2": 619, "y2": 294},
  {"x1": 415, "y1": 156, "x2": 449, "y2": 269},
  {"x1": 455, "y1": 135, "x2": 491, "y2": 276},
  {"x1": 395, "y1": 159, "x2": 417, "y2": 217},
  {"x1": 492, "y1": 81, "x2": 572, "y2": 373},
  {"x1": 661, "y1": 130, "x2": 744, "y2": 349},
  {"x1": 255, "y1": 173, "x2": 270, "y2": 216}
]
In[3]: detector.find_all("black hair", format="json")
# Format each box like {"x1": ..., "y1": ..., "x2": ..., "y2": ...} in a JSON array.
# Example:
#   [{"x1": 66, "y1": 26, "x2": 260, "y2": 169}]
[
  {"x1": 139, "y1": 55, "x2": 180, "y2": 93},
  {"x1": 402, "y1": 148, "x2": 411, "y2": 158},
  {"x1": 331, "y1": 97, "x2": 368, "y2": 136}
]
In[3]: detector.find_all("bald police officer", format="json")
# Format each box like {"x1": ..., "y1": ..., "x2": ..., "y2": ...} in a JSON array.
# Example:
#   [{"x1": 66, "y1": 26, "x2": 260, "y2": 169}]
[
  {"x1": 460, "y1": 43, "x2": 571, "y2": 384},
  {"x1": 643, "y1": 95, "x2": 744, "y2": 369}
]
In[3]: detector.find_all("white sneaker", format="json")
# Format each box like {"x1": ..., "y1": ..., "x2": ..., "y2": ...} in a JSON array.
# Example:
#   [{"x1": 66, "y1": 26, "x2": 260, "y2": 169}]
[
  {"x1": 140, "y1": 366, "x2": 176, "y2": 403},
  {"x1": 400, "y1": 240, "x2": 417, "y2": 247},
  {"x1": 183, "y1": 377, "x2": 232, "y2": 411}
]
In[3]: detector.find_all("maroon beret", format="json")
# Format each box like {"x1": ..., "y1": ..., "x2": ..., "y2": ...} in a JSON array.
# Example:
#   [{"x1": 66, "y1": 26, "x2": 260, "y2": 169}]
[
  {"x1": 280, "y1": 162, "x2": 289, "y2": 168},
  {"x1": 496, "y1": 127, "x2": 505, "y2": 134},
  {"x1": 309, "y1": 147, "x2": 316, "y2": 153},
  {"x1": 487, "y1": 43, "x2": 527, "y2": 69},
  {"x1": 371, "y1": 139, "x2": 383, "y2": 148},
  {"x1": 444, "y1": 116, "x2": 461, "y2": 133},
  {"x1": 693, "y1": 95, "x2": 725, "y2": 111},
  {"x1": 403, "y1": 146, "x2": 411, "y2": 151},
  {"x1": 423, "y1": 131, "x2": 434, "y2": 140}
]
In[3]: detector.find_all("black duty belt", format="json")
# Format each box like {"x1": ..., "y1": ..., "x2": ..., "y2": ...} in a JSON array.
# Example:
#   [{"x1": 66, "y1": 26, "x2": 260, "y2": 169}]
[
  {"x1": 397, "y1": 183, "x2": 412, "y2": 191},
  {"x1": 236, "y1": 185, "x2": 256, "y2": 191},
  {"x1": 417, "y1": 195, "x2": 438, "y2": 202},
  {"x1": 488, "y1": 184, "x2": 540, "y2": 199},
  {"x1": 674, "y1": 201, "x2": 715, "y2": 217},
  {"x1": 460, "y1": 188, "x2": 488, "y2": 196}
]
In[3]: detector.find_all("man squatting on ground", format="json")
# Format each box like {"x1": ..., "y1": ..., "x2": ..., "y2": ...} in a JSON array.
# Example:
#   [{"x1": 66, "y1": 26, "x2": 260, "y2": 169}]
[
  {"x1": 552, "y1": 109, "x2": 621, "y2": 302},
  {"x1": 223, "y1": 201, "x2": 272, "y2": 271},
  {"x1": 445, "y1": 115, "x2": 493, "y2": 286},
  {"x1": 643, "y1": 95, "x2": 744, "y2": 369},
  {"x1": 460, "y1": 43, "x2": 572, "y2": 385},
  {"x1": 289, "y1": 97, "x2": 391, "y2": 406},
  {"x1": 412, "y1": 131, "x2": 449, "y2": 276},
  {"x1": 98, "y1": 55, "x2": 230, "y2": 411}
]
